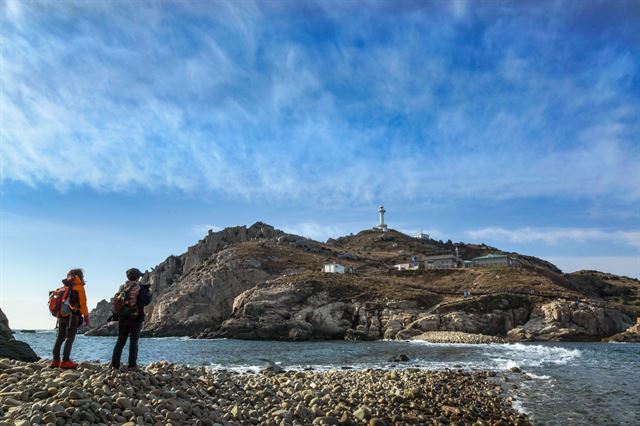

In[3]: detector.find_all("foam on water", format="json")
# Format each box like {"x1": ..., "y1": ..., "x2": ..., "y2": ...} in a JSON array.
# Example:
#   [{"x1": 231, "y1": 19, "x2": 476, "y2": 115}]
[
  {"x1": 511, "y1": 398, "x2": 530, "y2": 416},
  {"x1": 525, "y1": 372, "x2": 551, "y2": 380},
  {"x1": 206, "y1": 363, "x2": 263, "y2": 373},
  {"x1": 487, "y1": 343, "x2": 582, "y2": 368}
]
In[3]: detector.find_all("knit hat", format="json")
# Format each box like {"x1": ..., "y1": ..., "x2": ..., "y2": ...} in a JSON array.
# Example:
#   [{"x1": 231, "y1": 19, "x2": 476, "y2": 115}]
[{"x1": 126, "y1": 268, "x2": 144, "y2": 281}]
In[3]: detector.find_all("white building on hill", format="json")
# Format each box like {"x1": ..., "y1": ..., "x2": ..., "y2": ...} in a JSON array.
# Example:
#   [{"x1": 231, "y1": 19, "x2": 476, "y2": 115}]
[
  {"x1": 324, "y1": 263, "x2": 345, "y2": 273},
  {"x1": 414, "y1": 231, "x2": 429, "y2": 240},
  {"x1": 395, "y1": 255, "x2": 421, "y2": 271},
  {"x1": 395, "y1": 263, "x2": 420, "y2": 271}
]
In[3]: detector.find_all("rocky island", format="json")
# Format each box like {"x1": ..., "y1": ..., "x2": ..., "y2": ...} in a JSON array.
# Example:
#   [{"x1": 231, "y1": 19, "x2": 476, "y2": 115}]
[{"x1": 86, "y1": 222, "x2": 640, "y2": 344}]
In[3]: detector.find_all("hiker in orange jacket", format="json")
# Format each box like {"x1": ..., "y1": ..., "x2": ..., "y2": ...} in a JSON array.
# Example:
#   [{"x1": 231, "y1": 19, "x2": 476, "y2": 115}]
[{"x1": 51, "y1": 269, "x2": 90, "y2": 369}]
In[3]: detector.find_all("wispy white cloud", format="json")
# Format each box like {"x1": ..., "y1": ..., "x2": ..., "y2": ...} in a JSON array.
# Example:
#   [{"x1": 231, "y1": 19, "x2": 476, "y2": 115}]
[
  {"x1": 281, "y1": 221, "x2": 351, "y2": 242},
  {"x1": 1, "y1": 1, "x2": 638, "y2": 205},
  {"x1": 466, "y1": 227, "x2": 640, "y2": 248},
  {"x1": 450, "y1": 0, "x2": 469, "y2": 20}
]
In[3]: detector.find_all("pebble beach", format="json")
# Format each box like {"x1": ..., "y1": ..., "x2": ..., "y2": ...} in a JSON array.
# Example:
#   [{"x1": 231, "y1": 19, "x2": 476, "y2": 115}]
[{"x1": 0, "y1": 357, "x2": 529, "y2": 426}]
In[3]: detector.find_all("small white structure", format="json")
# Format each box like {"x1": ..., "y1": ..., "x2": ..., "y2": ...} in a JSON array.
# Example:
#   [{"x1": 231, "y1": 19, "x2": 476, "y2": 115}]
[
  {"x1": 395, "y1": 255, "x2": 421, "y2": 271},
  {"x1": 376, "y1": 205, "x2": 388, "y2": 232},
  {"x1": 414, "y1": 231, "x2": 429, "y2": 240},
  {"x1": 324, "y1": 263, "x2": 345, "y2": 274},
  {"x1": 394, "y1": 263, "x2": 420, "y2": 271}
]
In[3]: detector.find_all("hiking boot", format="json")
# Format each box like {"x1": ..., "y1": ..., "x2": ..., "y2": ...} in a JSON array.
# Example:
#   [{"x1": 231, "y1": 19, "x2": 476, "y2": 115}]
[
  {"x1": 49, "y1": 360, "x2": 60, "y2": 368},
  {"x1": 60, "y1": 360, "x2": 78, "y2": 369},
  {"x1": 127, "y1": 365, "x2": 139, "y2": 371}
]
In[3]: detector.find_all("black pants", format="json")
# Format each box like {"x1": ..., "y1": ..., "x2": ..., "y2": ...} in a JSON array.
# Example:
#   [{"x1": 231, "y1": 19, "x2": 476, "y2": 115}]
[
  {"x1": 52, "y1": 315, "x2": 80, "y2": 361},
  {"x1": 111, "y1": 317, "x2": 144, "y2": 368}
]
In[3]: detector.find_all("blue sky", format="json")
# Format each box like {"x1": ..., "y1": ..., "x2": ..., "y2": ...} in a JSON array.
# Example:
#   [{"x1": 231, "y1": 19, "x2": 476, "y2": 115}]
[{"x1": 1, "y1": 0, "x2": 639, "y2": 329}]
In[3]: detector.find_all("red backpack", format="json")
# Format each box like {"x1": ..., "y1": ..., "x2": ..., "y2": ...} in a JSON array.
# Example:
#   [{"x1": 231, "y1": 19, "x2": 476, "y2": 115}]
[
  {"x1": 48, "y1": 286, "x2": 73, "y2": 318},
  {"x1": 112, "y1": 283, "x2": 140, "y2": 319}
]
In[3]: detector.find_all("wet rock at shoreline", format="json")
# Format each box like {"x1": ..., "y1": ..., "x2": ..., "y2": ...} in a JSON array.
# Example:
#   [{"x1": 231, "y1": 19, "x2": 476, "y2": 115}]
[
  {"x1": 604, "y1": 317, "x2": 640, "y2": 342},
  {"x1": 0, "y1": 309, "x2": 39, "y2": 362}
]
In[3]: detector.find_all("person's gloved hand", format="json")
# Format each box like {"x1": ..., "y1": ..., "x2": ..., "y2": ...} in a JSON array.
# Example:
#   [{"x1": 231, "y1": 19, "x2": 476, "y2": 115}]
[{"x1": 83, "y1": 315, "x2": 91, "y2": 327}]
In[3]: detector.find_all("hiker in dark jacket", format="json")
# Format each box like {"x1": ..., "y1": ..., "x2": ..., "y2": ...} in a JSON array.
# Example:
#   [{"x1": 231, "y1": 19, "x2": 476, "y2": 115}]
[{"x1": 110, "y1": 268, "x2": 152, "y2": 369}]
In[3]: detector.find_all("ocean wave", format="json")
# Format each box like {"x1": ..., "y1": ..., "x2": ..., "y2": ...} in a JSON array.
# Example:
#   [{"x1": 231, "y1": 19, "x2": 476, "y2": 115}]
[
  {"x1": 491, "y1": 358, "x2": 520, "y2": 371},
  {"x1": 488, "y1": 343, "x2": 582, "y2": 367},
  {"x1": 525, "y1": 372, "x2": 551, "y2": 380},
  {"x1": 511, "y1": 398, "x2": 530, "y2": 416},
  {"x1": 205, "y1": 363, "x2": 262, "y2": 373}
]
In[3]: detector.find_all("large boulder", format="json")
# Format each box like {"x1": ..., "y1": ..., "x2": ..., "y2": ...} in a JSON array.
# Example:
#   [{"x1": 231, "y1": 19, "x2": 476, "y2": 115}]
[
  {"x1": 398, "y1": 294, "x2": 532, "y2": 339},
  {"x1": 143, "y1": 262, "x2": 271, "y2": 336},
  {"x1": 218, "y1": 280, "x2": 354, "y2": 340},
  {"x1": 506, "y1": 300, "x2": 632, "y2": 341},
  {"x1": 0, "y1": 308, "x2": 39, "y2": 362},
  {"x1": 603, "y1": 317, "x2": 640, "y2": 343},
  {"x1": 0, "y1": 309, "x2": 12, "y2": 340}
]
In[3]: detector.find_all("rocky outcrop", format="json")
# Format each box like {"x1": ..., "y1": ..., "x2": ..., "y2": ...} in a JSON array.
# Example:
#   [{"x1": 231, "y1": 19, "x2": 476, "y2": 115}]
[
  {"x1": 215, "y1": 278, "x2": 434, "y2": 341},
  {"x1": 0, "y1": 308, "x2": 39, "y2": 362},
  {"x1": 84, "y1": 299, "x2": 118, "y2": 336},
  {"x1": 143, "y1": 222, "x2": 286, "y2": 336},
  {"x1": 217, "y1": 278, "x2": 636, "y2": 342},
  {"x1": 0, "y1": 309, "x2": 12, "y2": 340},
  {"x1": 506, "y1": 300, "x2": 633, "y2": 341},
  {"x1": 144, "y1": 261, "x2": 271, "y2": 336},
  {"x1": 81, "y1": 299, "x2": 114, "y2": 335},
  {"x1": 178, "y1": 222, "x2": 284, "y2": 277},
  {"x1": 349, "y1": 300, "x2": 425, "y2": 341},
  {"x1": 141, "y1": 223, "x2": 282, "y2": 298},
  {"x1": 603, "y1": 317, "x2": 640, "y2": 342},
  {"x1": 90, "y1": 299, "x2": 114, "y2": 327},
  {"x1": 215, "y1": 281, "x2": 530, "y2": 341},
  {"x1": 85, "y1": 223, "x2": 288, "y2": 336},
  {"x1": 214, "y1": 280, "x2": 354, "y2": 340},
  {"x1": 396, "y1": 295, "x2": 532, "y2": 340}
]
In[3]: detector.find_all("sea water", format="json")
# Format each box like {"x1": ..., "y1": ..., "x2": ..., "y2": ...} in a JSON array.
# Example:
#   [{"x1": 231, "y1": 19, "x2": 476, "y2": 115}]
[{"x1": 15, "y1": 331, "x2": 640, "y2": 425}]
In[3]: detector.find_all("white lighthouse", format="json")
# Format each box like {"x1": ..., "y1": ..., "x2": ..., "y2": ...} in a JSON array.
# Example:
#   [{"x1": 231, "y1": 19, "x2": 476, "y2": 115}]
[{"x1": 376, "y1": 205, "x2": 388, "y2": 232}]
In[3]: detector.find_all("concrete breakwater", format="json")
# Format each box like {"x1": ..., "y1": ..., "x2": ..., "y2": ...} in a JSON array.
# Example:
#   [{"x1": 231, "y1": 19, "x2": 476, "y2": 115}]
[{"x1": 0, "y1": 358, "x2": 529, "y2": 425}]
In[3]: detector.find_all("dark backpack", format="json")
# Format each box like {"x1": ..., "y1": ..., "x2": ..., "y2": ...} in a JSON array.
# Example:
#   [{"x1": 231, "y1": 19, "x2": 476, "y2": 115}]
[
  {"x1": 48, "y1": 286, "x2": 73, "y2": 318},
  {"x1": 113, "y1": 283, "x2": 140, "y2": 319}
]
